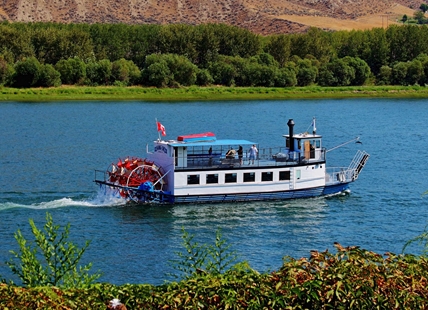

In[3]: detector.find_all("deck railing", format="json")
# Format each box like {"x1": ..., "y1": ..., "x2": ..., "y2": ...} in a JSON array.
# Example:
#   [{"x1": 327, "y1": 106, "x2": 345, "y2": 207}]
[{"x1": 176, "y1": 146, "x2": 326, "y2": 170}]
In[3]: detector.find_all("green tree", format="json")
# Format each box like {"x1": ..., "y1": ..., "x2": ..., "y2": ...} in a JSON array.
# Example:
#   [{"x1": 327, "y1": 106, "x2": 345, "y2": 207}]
[
  {"x1": 264, "y1": 34, "x2": 291, "y2": 67},
  {"x1": 275, "y1": 66, "x2": 297, "y2": 87},
  {"x1": 296, "y1": 58, "x2": 318, "y2": 86},
  {"x1": 208, "y1": 60, "x2": 236, "y2": 86},
  {"x1": 86, "y1": 59, "x2": 112, "y2": 85},
  {"x1": 0, "y1": 55, "x2": 14, "y2": 86},
  {"x1": 406, "y1": 59, "x2": 424, "y2": 84},
  {"x1": 342, "y1": 56, "x2": 371, "y2": 85},
  {"x1": 421, "y1": 4, "x2": 428, "y2": 13},
  {"x1": 37, "y1": 64, "x2": 61, "y2": 87},
  {"x1": 195, "y1": 24, "x2": 220, "y2": 68},
  {"x1": 290, "y1": 27, "x2": 333, "y2": 62},
  {"x1": 12, "y1": 57, "x2": 42, "y2": 88},
  {"x1": 376, "y1": 65, "x2": 392, "y2": 85},
  {"x1": 55, "y1": 57, "x2": 86, "y2": 85},
  {"x1": 318, "y1": 58, "x2": 355, "y2": 86},
  {"x1": 391, "y1": 61, "x2": 409, "y2": 85},
  {"x1": 196, "y1": 68, "x2": 214, "y2": 86},
  {"x1": 111, "y1": 58, "x2": 141, "y2": 85},
  {"x1": 142, "y1": 53, "x2": 198, "y2": 87},
  {"x1": 414, "y1": 11, "x2": 426, "y2": 24},
  {"x1": 164, "y1": 54, "x2": 198, "y2": 86},
  {"x1": 401, "y1": 14, "x2": 408, "y2": 23},
  {"x1": 0, "y1": 23, "x2": 34, "y2": 62},
  {"x1": 364, "y1": 28, "x2": 389, "y2": 75},
  {"x1": 7, "y1": 212, "x2": 101, "y2": 288},
  {"x1": 142, "y1": 56, "x2": 172, "y2": 87}
]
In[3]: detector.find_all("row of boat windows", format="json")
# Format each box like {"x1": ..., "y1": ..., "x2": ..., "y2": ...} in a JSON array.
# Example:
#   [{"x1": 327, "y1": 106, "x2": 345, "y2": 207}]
[{"x1": 187, "y1": 171, "x2": 292, "y2": 185}]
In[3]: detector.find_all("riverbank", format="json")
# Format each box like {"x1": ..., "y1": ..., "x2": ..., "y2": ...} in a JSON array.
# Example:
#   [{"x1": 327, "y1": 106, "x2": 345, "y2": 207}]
[{"x1": 2, "y1": 85, "x2": 428, "y2": 101}]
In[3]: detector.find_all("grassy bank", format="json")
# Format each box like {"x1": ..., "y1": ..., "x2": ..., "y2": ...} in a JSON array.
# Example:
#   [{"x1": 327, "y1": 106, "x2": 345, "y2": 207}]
[{"x1": 2, "y1": 85, "x2": 428, "y2": 101}]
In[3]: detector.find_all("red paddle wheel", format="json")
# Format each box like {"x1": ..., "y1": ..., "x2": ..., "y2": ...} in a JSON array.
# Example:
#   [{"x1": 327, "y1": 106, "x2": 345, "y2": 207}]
[{"x1": 106, "y1": 157, "x2": 165, "y2": 200}]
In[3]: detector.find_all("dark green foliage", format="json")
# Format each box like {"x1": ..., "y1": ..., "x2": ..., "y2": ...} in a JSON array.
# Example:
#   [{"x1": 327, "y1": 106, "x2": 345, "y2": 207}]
[
  {"x1": 142, "y1": 53, "x2": 198, "y2": 87},
  {"x1": 3, "y1": 244, "x2": 428, "y2": 309},
  {"x1": 275, "y1": 67, "x2": 297, "y2": 87},
  {"x1": 414, "y1": 11, "x2": 427, "y2": 24},
  {"x1": 196, "y1": 68, "x2": 214, "y2": 86},
  {"x1": 143, "y1": 60, "x2": 172, "y2": 87},
  {"x1": 209, "y1": 60, "x2": 236, "y2": 86},
  {"x1": 391, "y1": 61, "x2": 409, "y2": 85},
  {"x1": 12, "y1": 57, "x2": 42, "y2": 88},
  {"x1": 406, "y1": 59, "x2": 424, "y2": 85},
  {"x1": 290, "y1": 27, "x2": 333, "y2": 61},
  {"x1": 7, "y1": 212, "x2": 101, "y2": 288},
  {"x1": 55, "y1": 57, "x2": 86, "y2": 85},
  {"x1": 195, "y1": 24, "x2": 220, "y2": 68},
  {"x1": 264, "y1": 34, "x2": 291, "y2": 67},
  {"x1": 296, "y1": 58, "x2": 318, "y2": 86},
  {"x1": 0, "y1": 55, "x2": 14, "y2": 86},
  {"x1": 318, "y1": 58, "x2": 355, "y2": 86},
  {"x1": 342, "y1": 56, "x2": 371, "y2": 85},
  {"x1": 6, "y1": 22, "x2": 428, "y2": 87},
  {"x1": 168, "y1": 228, "x2": 238, "y2": 280},
  {"x1": 86, "y1": 59, "x2": 112, "y2": 85},
  {"x1": 37, "y1": 64, "x2": 61, "y2": 87},
  {"x1": 111, "y1": 58, "x2": 141, "y2": 86},
  {"x1": 376, "y1": 65, "x2": 392, "y2": 85}
]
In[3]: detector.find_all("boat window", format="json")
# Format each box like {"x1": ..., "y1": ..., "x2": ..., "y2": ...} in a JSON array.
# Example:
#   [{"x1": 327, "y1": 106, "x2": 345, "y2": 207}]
[
  {"x1": 296, "y1": 170, "x2": 301, "y2": 180},
  {"x1": 225, "y1": 173, "x2": 237, "y2": 183},
  {"x1": 206, "y1": 174, "x2": 218, "y2": 184},
  {"x1": 244, "y1": 172, "x2": 255, "y2": 182},
  {"x1": 279, "y1": 171, "x2": 291, "y2": 181},
  {"x1": 262, "y1": 172, "x2": 273, "y2": 182},
  {"x1": 187, "y1": 174, "x2": 200, "y2": 185}
]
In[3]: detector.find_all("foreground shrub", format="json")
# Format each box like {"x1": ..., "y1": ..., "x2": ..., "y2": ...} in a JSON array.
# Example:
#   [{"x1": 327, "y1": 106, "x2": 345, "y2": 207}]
[
  {"x1": 7, "y1": 212, "x2": 101, "y2": 289},
  {"x1": 2, "y1": 243, "x2": 428, "y2": 309}
]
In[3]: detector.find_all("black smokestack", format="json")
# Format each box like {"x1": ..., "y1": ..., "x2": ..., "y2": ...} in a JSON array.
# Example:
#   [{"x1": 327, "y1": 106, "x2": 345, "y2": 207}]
[{"x1": 287, "y1": 119, "x2": 295, "y2": 151}]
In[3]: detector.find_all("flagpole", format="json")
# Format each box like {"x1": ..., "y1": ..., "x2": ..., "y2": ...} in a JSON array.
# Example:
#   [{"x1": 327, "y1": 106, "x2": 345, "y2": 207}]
[{"x1": 155, "y1": 118, "x2": 161, "y2": 141}]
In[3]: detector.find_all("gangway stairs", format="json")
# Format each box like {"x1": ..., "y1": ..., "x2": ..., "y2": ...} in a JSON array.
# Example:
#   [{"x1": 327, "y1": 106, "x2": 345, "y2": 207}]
[{"x1": 348, "y1": 150, "x2": 370, "y2": 181}]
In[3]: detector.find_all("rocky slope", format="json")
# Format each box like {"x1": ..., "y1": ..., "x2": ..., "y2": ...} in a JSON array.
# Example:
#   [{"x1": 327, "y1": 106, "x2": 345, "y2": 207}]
[{"x1": 0, "y1": 0, "x2": 422, "y2": 34}]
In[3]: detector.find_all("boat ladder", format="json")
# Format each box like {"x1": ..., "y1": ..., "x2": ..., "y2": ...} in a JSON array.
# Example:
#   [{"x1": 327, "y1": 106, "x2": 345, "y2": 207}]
[{"x1": 348, "y1": 150, "x2": 370, "y2": 181}]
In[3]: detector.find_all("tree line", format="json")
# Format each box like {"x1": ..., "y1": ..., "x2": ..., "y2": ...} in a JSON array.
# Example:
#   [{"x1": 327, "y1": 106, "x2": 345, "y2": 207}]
[{"x1": 2, "y1": 22, "x2": 428, "y2": 87}]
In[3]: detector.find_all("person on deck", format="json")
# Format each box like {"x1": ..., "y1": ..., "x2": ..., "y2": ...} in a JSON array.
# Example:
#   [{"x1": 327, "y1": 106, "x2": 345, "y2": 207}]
[
  {"x1": 248, "y1": 144, "x2": 258, "y2": 165},
  {"x1": 226, "y1": 147, "x2": 236, "y2": 159},
  {"x1": 237, "y1": 146, "x2": 243, "y2": 165}
]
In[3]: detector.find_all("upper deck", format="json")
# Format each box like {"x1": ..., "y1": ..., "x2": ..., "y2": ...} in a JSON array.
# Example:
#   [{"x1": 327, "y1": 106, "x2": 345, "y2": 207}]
[{"x1": 150, "y1": 135, "x2": 326, "y2": 171}]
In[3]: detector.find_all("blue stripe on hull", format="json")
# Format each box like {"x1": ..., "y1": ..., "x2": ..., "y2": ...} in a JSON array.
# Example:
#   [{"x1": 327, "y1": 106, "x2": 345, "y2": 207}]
[
  {"x1": 322, "y1": 183, "x2": 350, "y2": 196},
  {"x1": 131, "y1": 183, "x2": 351, "y2": 204}
]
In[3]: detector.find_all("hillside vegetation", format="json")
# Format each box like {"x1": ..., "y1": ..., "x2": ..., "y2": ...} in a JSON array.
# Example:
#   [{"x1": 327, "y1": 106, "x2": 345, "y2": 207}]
[
  {"x1": 0, "y1": 0, "x2": 422, "y2": 34},
  {"x1": 3, "y1": 23, "x2": 428, "y2": 89}
]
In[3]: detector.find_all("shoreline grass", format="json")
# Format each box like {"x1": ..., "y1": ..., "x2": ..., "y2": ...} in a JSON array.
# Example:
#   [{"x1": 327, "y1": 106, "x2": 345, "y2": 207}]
[{"x1": 2, "y1": 85, "x2": 428, "y2": 101}]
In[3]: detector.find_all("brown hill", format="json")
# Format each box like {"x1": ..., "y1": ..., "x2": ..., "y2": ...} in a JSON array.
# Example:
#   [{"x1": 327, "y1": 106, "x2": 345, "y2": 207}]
[{"x1": 0, "y1": 0, "x2": 421, "y2": 34}]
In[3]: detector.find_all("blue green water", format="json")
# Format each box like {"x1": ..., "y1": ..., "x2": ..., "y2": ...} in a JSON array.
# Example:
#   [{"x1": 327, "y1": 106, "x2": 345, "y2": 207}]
[{"x1": 0, "y1": 98, "x2": 427, "y2": 285}]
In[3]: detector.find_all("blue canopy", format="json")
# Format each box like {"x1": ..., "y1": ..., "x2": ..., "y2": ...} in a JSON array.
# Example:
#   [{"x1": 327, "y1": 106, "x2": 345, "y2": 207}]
[{"x1": 167, "y1": 139, "x2": 256, "y2": 147}]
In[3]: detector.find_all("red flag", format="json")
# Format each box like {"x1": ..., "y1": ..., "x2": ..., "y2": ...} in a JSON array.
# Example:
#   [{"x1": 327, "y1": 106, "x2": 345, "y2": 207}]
[{"x1": 157, "y1": 121, "x2": 166, "y2": 136}]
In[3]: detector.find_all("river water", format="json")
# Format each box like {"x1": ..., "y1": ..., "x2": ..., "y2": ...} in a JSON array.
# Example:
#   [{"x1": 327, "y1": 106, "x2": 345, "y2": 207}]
[{"x1": 0, "y1": 98, "x2": 427, "y2": 285}]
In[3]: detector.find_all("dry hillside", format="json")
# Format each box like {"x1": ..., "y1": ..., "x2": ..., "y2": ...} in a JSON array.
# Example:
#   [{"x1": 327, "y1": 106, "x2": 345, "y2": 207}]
[{"x1": 0, "y1": 0, "x2": 422, "y2": 34}]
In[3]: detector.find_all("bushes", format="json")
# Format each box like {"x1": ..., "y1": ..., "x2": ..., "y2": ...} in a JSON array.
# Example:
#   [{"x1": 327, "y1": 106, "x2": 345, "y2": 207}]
[
  {"x1": 3, "y1": 214, "x2": 428, "y2": 309},
  {"x1": 7, "y1": 212, "x2": 101, "y2": 289},
  {"x1": 141, "y1": 53, "x2": 198, "y2": 87},
  {"x1": 3, "y1": 244, "x2": 428, "y2": 309}
]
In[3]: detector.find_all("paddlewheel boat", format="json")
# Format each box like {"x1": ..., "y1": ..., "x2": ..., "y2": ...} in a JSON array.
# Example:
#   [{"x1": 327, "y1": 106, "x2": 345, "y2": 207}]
[{"x1": 94, "y1": 118, "x2": 369, "y2": 204}]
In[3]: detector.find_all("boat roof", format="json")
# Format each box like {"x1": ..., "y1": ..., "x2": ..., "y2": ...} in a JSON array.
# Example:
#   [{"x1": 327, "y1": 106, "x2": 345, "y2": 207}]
[
  {"x1": 163, "y1": 139, "x2": 257, "y2": 147},
  {"x1": 283, "y1": 133, "x2": 322, "y2": 139}
]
